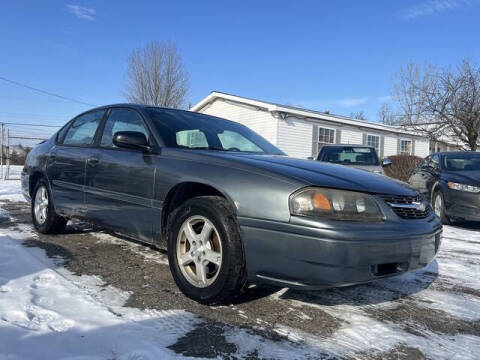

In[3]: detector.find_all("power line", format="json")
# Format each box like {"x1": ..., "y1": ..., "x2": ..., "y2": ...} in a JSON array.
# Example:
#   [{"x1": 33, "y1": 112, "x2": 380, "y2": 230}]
[
  {"x1": 0, "y1": 76, "x2": 97, "y2": 107},
  {"x1": 1, "y1": 122, "x2": 61, "y2": 128}
]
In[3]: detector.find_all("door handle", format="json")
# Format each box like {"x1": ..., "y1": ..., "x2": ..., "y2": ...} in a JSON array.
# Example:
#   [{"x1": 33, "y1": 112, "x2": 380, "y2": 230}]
[{"x1": 87, "y1": 157, "x2": 100, "y2": 166}]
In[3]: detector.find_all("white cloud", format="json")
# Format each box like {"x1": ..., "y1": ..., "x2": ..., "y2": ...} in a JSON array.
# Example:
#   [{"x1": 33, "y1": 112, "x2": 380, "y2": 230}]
[
  {"x1": 401, "y1": 0, "x2": 471, "y2": 19},
  {"x1": 66, "y1": 4, "x2": 96, "y2": 21},
  {"x1": 336, "y1": 97, "x2": 368, "y2": 107},
  {"x1": 378, "y1": 95, "x2": 392, "y2": 102}
]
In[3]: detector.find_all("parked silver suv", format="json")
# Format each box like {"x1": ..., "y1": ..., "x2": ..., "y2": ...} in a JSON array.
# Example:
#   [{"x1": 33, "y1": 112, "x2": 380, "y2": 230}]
[{"x1": 316, "y1": 144, "x2": 392, "y2": 174}]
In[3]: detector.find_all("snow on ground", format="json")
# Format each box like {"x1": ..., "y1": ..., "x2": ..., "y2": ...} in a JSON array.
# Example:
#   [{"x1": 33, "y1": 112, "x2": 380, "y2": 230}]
[
  {"x1": 0, "y1": 179, "x2": 326, "y2": 360},
  {"x1": 1, "y1": 177, "x2": 480, "y2": 359},
  {"x1": 0, "y1": 166, "x2": 24, "y2": 202},
  {"x1": 0, "y1": 182, "x2": 200, "y2": 359}
]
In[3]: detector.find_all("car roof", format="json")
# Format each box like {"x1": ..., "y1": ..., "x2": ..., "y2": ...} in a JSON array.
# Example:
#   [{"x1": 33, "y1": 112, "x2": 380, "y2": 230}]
[
  {"x1": 320, "y1": 144, "x2": 374, "y2": 148},
  {"x1": 78, "y1": 103, "x2": 190, "y2": 114},
  {"x1": 435, "y1": 151, "x2": 480, "y2": 156},
  {"x1": 71, "y1": 103, "x2": 242, "y2": 126}
]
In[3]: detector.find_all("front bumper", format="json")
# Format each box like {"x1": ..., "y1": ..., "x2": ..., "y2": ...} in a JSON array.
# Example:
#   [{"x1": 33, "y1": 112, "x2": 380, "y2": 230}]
[
  {"x1": 239, "y1": 216, "x2": 442, "y2": 289},
  {"x1": 444, "y1": 189, "x2": 480, "y2": 221}
]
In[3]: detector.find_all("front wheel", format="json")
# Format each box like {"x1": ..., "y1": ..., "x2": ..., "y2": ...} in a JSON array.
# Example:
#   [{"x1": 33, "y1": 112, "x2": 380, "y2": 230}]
[
  {"x1": 432, "y1": 191, "x2": 450, "y2": 225},
  {"x1": 31, "y1": 179, "x2": 67, "y2": 234},
  {"x1": 167, "y1": 196, "x2": 247, "y2": 305}
]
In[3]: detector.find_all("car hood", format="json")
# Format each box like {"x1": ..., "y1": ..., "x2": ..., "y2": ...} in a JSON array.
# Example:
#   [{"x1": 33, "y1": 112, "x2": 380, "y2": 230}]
[
  {"x1": 347, "y1": 164, "x2": 383, "y2": 174},
  {"x1": 442, "y1": 170, "x2": 480, "y2": 185},
  {"x1": 171, "y1": 150, "x2": 416, "y2": 196}
]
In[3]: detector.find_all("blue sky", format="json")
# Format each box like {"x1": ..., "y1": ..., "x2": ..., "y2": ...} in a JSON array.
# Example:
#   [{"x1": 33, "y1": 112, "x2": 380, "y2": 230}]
[{"x1": 1, "y1": 0, "x2": 479, "y2": 129}]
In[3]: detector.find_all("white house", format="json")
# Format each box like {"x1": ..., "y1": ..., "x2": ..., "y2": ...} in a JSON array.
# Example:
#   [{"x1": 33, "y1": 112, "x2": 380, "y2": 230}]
[{"x1": 191, "y1": 92, "x2": 430, "y2": 159}]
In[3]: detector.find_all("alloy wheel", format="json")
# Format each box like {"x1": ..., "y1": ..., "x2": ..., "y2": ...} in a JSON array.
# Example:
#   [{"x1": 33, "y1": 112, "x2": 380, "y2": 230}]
[
  {"x1": 176, "y1": 215, "x2": 223, "y2": 288},
  {"x1": 434, "y1": 193, "x2": 443, "y2": 218},
  {"x1": 34, "y1": 185, "x2": 49, "y2": 224}
]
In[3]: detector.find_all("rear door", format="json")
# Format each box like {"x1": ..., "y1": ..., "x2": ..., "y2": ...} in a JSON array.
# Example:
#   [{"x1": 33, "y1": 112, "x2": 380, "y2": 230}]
[
  {"x1": 46, "y1": 110, "x2": 105, "y2": 217},
  {"x1": 84, "y1": 107, "x2": 158, "y2": 243}
]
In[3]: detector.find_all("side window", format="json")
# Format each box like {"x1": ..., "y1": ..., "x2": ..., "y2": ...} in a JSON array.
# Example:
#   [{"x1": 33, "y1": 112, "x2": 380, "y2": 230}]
[
  {"x1": 56, "y1": 122, "x2": 71, "y2": 144},
  {"x1": 431, "y1": 154, "x2": 440, "y2": 170},
  {"x1": 63, "y1": 110, "x2": 105, "y2": 146},
  {"x1": 100, "y1": 109, "x2": 149, "y2": 148}
]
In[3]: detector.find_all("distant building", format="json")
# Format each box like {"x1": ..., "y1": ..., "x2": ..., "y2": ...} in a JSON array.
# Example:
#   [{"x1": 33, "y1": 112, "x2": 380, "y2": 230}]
[{"x1": 191, "y1": 92, "x2": 430, "y2": 159}]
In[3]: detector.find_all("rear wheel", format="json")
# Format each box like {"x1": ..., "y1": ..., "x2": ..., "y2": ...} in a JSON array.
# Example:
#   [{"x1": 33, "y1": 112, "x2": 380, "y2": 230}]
[
  {"x1": 433, "y1": 190, "x2": 450, "y2": 225},
  {"x1": 31, "y1": 179, "x2": 67, "y2": 234},
  {"x1": 167, "y1": 196, "x2": 247, "y2": 305}
]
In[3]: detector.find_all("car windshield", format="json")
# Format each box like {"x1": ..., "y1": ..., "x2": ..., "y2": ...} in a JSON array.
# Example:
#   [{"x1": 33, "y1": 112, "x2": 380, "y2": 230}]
[
  {"x1": 443, "y1": 153, "x2": 480, "y2": 171},
  {"x1": 319, "y1": 146, "x2": 380, "y2": 166},
  {"x1": 146, "y1": 108, "x2": 284, "y2": 155}
]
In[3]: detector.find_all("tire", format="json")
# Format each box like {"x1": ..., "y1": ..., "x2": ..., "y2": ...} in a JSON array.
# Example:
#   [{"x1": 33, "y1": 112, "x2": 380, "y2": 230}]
[
  {"x1": 31, "y1": 178, "x2": 67, "y2": 234},
  {"x1": 432, "y1": 190, "x2": 451, "y2": 225},
  {"x1": 167, "y1": 196, "x2": 247, "y2": 305}
]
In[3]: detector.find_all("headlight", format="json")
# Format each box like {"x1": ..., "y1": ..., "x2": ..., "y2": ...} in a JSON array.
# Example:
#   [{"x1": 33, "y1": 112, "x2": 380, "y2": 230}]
[
  {"x1": 289, "y1": 187, "x2": 384, "y2": 221},
  {"x1": 447, "y1": 182, "x2": 480, "y2": 193}
]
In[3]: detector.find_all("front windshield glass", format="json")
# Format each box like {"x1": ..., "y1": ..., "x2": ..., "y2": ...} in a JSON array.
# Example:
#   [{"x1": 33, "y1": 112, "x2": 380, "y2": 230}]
[
  {"x1": 147, "y1": 108, "x2": 284, "y2": 155},
  {"x1": 320, "y1": 146, "x2": 380, "y2": 166},
  {"x1": 443, "y1": 153, "x2": 480, "y2": 171}
]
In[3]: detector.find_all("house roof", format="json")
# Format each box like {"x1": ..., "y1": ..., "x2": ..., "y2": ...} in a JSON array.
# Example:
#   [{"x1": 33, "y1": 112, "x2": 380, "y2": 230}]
[{"x1": 191, "y1": 91, "x2": 424, "y2": 138}]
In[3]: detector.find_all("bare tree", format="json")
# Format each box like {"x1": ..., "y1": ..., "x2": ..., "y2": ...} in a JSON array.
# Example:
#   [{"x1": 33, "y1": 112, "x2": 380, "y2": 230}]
[
  {"x1": 392, "y1": 60, "x2": 480, "y2": 150},
  {"x1": 124, "y1": 41, "x2": 189, "y2": 108},
  {"x1": 349, "y1": 111, "x2": 367, "y2": 120},
  {"x1": 377, "y1": 103, "x2": 398, "y2": 125}
]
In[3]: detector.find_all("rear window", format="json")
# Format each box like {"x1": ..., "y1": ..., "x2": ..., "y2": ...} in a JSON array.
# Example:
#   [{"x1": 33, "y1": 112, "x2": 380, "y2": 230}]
[
  {"x1": 319, "y1": 146, "x2": 380, "y2": 166},
  {"x1": 62, "y1": 110, "x2": 105, "y2": 146}
]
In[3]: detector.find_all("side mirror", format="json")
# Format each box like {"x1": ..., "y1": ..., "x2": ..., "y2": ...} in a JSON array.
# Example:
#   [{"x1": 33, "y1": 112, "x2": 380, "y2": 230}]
[
  {"x1": 113, "y1": 131, "x2": 151, "y2": 152},
  {"x1": 382, "y1": 158, "x2": 392, "y2": 168}
]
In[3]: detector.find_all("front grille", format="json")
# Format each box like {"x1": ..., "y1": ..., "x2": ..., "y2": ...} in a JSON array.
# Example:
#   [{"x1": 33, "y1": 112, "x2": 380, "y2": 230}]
[{"x1": 379, "y1": 194, "x2": 430, "y2": 219}]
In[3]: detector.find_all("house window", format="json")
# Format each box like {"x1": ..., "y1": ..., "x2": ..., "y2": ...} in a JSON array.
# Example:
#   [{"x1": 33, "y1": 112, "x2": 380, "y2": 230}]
[
  {"x1": 400, "y1": 139, "x2": 412, "y2": 155},
  {"x1": 366, "y1": 134, "x2": 380, "y2": 152},
  {"x1": 318, "y1": 127, "x2": 335, "y2": 149}
]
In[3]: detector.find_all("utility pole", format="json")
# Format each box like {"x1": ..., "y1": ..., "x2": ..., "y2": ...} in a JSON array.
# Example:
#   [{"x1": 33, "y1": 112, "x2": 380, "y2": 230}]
[
  {"x1": 6, "y1": 128, "x2": 9, "y2": 180},
  {"x1": 0, "y1": 123, "x2": 3, "y2": 180}
]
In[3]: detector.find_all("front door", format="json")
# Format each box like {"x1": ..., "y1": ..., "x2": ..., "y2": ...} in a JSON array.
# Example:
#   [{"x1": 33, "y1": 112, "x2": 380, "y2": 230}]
[
  {"x1": 46, "y1": 110, "x2": 105, "y2": 217},
  {"x1": 85, "y1": 108, "x2": 157, "y2": 243}
]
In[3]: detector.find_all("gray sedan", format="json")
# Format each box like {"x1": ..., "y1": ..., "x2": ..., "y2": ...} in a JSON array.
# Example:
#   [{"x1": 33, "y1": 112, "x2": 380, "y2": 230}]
[{"x1": 22, "y1": 104, "x2": 442, "y2": 304}]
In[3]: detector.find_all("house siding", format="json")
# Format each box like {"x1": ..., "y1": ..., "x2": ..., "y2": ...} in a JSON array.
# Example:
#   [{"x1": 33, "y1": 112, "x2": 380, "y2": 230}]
[
  {"x1": 384, "y1": 136, "x2": 398, "y2": 157},
  {"x1": 277, "y1": 117, "x2": 313, "y2": 158},
  {"x1": 414, "y1": 138, "x2": 430, "y2": 158},
  {"x1": 194, "y1": 94, "x2": 432, "y2": 159},
  {"x1": 198, "y1": 99, "x2": 278, "y2": 145},
  {"x1": 340, "y1": 128, "x2": 363, "y2": 144}
]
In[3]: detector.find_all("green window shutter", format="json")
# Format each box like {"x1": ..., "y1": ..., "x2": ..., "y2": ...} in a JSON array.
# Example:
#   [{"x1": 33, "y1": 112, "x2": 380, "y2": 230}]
[
  {"x1": 362, "y1": 133, "x2": 367, "y2": 145},
  {"x1": 397, "y1": 139, "x2": 401, "y2": 154},
  {"x1": 335, "y1": 129, "x2": 342, "y2": 144},
  {"x1": 412, "y1": 140, "x2": 416, "y2": 155},
  {"x1": 312, "y1": 125, "x2": 319, "y2": 157},
  {"x1": 380, "y1": 135, "x2": 385, "y2": 158}
]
